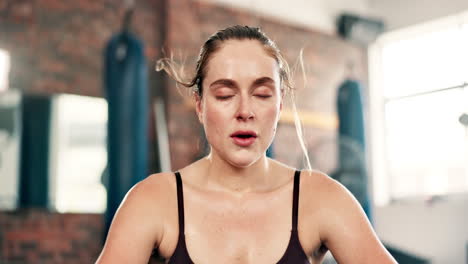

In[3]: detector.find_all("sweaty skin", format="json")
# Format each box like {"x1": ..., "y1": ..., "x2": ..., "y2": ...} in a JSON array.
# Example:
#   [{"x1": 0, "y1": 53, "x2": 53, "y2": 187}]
[{"x1": 96, "y1": 40, "x2": 397, "y2": 264}]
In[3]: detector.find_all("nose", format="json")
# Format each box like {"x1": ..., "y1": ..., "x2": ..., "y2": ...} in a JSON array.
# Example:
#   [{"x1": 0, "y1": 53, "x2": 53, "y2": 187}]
[{"x1": 235, "y1": 96, "x2": 254, "y2": 121}]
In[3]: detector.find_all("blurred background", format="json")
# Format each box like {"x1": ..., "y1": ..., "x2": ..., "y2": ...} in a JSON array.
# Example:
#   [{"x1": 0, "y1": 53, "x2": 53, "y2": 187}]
[{"x1": 0, "y1": 0, "x2": 467, "y2": 263}]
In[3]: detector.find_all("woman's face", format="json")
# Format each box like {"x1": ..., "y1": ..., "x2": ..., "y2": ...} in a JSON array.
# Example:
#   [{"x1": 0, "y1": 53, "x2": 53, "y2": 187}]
[{"x1": 196, "y1": 40, "x2": 283, "y2": 168}]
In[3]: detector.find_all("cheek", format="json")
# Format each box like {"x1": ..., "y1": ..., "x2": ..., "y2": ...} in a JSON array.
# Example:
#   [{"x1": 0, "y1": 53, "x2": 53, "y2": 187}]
[
  {"x1": 268, "y1": 102, "x2": 281, "y2": 122},
  {"x1": 203, "y1": 103, "x2": 227, "y2": 138},
  {"x1": 262, "y1": 105, "x2": 281, "y2": 133},
  {"x1": 204, "y1": 103, "x2": 221, "y2": 124}
]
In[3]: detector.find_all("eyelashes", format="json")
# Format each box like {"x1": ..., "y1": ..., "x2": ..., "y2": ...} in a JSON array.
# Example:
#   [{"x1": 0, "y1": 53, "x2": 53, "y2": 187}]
[
  {"x1": 216, "y1": 95, "x2": 272, "y2": 100},
  {"x1": 216, "y1": 95, "x2": 233, "y2": 100}
]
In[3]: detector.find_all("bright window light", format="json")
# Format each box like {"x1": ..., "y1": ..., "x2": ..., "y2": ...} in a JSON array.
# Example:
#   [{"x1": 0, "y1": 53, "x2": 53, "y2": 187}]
[
  {"x1": 0, "y1": 50, "x2": 10, "y2": 92},
  {"x1": 370, "y1": 11, "x2": 468, "y2": 204},
  {"x1": 50, "y1": 94, "x2": 108, "y2": 213},
  {"x1": 381, "y1": 25, "x2": 467, "y2": 98}
]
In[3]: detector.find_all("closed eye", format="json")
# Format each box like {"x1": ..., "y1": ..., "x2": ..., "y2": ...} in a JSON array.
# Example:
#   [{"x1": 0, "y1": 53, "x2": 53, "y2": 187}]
[
  {"x1": 255, "y1": 95, "x2": 272, "y2": 98},
  {"x1": 216, "y1": 95, "x2": 234, "y2": 100}
]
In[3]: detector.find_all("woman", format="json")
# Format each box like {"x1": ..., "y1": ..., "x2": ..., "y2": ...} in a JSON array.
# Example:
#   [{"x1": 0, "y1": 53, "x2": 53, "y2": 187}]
[{"x1": 96, "y1": 25, "x2": 396, "y2": 264}]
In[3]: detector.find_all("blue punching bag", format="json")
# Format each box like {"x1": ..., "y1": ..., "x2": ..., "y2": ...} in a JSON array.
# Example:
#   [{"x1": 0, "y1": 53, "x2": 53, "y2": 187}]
[
  {"x1": 104, "y1": 29, "x2": 148, "y2": 234},
  {"x1": 332, "y1": 79, "x2": 372, "y2": 222}
]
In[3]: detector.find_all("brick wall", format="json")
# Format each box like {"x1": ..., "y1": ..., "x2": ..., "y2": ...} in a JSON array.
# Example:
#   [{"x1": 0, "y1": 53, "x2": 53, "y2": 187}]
[
  {"x1": 0, "y1": 0, "x2": 164, "y2": 97},
  {"x1": 0, "y1": 209, "x2": 103, "y2": 263}
]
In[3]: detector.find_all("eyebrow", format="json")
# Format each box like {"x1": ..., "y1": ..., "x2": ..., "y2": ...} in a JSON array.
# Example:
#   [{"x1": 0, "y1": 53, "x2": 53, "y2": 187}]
[
  {"x1": 208, "y1": 77, "x2": 276, "y2": 90},
  {"x1": 252, "y1": 77, "x2": 275, "y2": 88},
  {"x1": 209, "y1": 79, "x2": 237, "y2": 89}
]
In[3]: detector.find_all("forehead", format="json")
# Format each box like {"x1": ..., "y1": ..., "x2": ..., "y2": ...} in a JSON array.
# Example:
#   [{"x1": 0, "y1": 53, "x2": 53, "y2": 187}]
[{"x1": 204, "y1": 40, "x2": 279, "y2": 82}]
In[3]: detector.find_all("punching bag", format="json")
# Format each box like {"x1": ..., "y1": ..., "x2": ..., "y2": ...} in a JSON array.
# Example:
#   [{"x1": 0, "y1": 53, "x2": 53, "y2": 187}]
[
  {"x1": 332, "y1": 79, "x2": 372, "y2": 222},
  {"x1": 104, "y1": 29, "x2": 148, "y2": 234}
]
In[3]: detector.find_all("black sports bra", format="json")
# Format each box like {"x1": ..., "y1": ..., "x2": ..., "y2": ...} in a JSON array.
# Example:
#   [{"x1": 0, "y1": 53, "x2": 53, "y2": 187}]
[{"x1": 167, "y1": 170, "x2": 311, "y2": 264}]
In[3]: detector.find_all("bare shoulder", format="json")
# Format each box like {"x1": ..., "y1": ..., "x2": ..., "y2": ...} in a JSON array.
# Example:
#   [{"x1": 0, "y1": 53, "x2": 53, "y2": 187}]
[
  {"x1": 299, "y1": 170, "x2": 396, "y2": 263},
  {"x1": 298, "y1": 170, "x2": 356, "y2": 222},
  {"x1": 299, "y1": 169, "x2": 352, "y2": 202},
  {"x1": 117, "y1": 171, "x2": 177, "y2": 221},
  {"x1": 139, "y1": 171, "x2": 178, "y2": 203},
  {"x1": 299, "y1": 169, "x2": 366, "y2": 230},
  {"x1": 95, "y1": 172, "x2": 177, "y2": 264}
]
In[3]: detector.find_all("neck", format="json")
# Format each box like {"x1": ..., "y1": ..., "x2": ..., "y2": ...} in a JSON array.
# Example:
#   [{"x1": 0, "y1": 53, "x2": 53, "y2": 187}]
[{"x1": 200, "y1": 151, "x2": 275, "y2": 194}]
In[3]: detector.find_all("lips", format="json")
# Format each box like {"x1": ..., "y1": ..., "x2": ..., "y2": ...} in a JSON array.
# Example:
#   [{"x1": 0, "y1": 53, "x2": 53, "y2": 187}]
[
  {"x1": 230, "y1": 130, "x2": 257, "y2": 147},
  {"x1": 230, "y1": 130, "x2": 258, "y2": 138}
]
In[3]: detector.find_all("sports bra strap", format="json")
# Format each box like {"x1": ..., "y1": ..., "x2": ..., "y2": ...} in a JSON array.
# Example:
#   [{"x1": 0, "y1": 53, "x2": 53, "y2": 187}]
[
  {"x1": 292, "y1": 170, "x2": 301, "y2": 231},
  {"x1": 175, "y1": 171, "x2": 185, "y2": 234}
]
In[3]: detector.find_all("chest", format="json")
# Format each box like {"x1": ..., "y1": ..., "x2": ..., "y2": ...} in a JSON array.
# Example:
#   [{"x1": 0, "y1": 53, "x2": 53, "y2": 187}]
[
  {"x1": 186, "y1": 192, "x2": 291, "y2": 263},
  {"x1": 159, "y1": 186, "x2": 322, "y2": 263}
]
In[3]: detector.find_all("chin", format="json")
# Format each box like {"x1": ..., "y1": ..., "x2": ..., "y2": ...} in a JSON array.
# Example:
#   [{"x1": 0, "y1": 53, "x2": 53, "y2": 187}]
[
  {"x1": 226, "y1": 152, "x2": 263, "y2": 168},
  {"x1": 209, "y1": 143, "x2": 266, "y2": 168}
]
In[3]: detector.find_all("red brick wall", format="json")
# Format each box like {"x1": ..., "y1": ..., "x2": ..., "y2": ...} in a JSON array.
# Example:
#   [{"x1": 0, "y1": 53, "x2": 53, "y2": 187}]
[
  {"x1": 0, "y1": 0, "x2": 165, "y2": 97},
  {"x1": 0, "y1": 209, "x2": 103, "y2": 263}
]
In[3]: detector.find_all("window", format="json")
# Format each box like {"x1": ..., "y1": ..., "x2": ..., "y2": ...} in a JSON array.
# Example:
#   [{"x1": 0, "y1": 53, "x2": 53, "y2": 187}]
[
  {"x1": 0, "y1": 50, "x2": 9, "y2": 92},
  {"x1": 369, "y1": 11, "x2": 468, "y2": 205},
  {"x1": 49, "y1": 94, "x2": 108, "y2": 213},
  {"x1": 0, "y1": 50, "x2": 18, "y2": 210}
]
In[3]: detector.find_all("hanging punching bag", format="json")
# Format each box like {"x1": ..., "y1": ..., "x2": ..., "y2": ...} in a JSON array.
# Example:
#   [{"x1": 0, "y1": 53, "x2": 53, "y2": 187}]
[
  {"x1": 332, "y1": 79, "x2": 372, "y2": 222},
  {"x1": 104, "y1": 25, "x2": 148, "y2": 235}
]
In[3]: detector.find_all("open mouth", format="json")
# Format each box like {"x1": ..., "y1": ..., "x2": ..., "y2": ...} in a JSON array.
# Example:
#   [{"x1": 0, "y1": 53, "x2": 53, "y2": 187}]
[
  {"x1": 230, "y1": 131, "x2": 258, "y2": 138},
  {"x1": 234, "y1": 134, "x2": 255, "y2": 139},
  {"x1": 230, "y1": 131, "x2": 257, "y2": 146}
]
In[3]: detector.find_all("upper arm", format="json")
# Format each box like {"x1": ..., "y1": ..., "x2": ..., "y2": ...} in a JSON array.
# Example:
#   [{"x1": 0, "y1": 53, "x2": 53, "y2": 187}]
[
  {"x1": 95, "y1": 173, "x2": 170, "y2": 264},
  {"x1": 315, "y1": 173, "x2": 396, "y2": 264}
]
